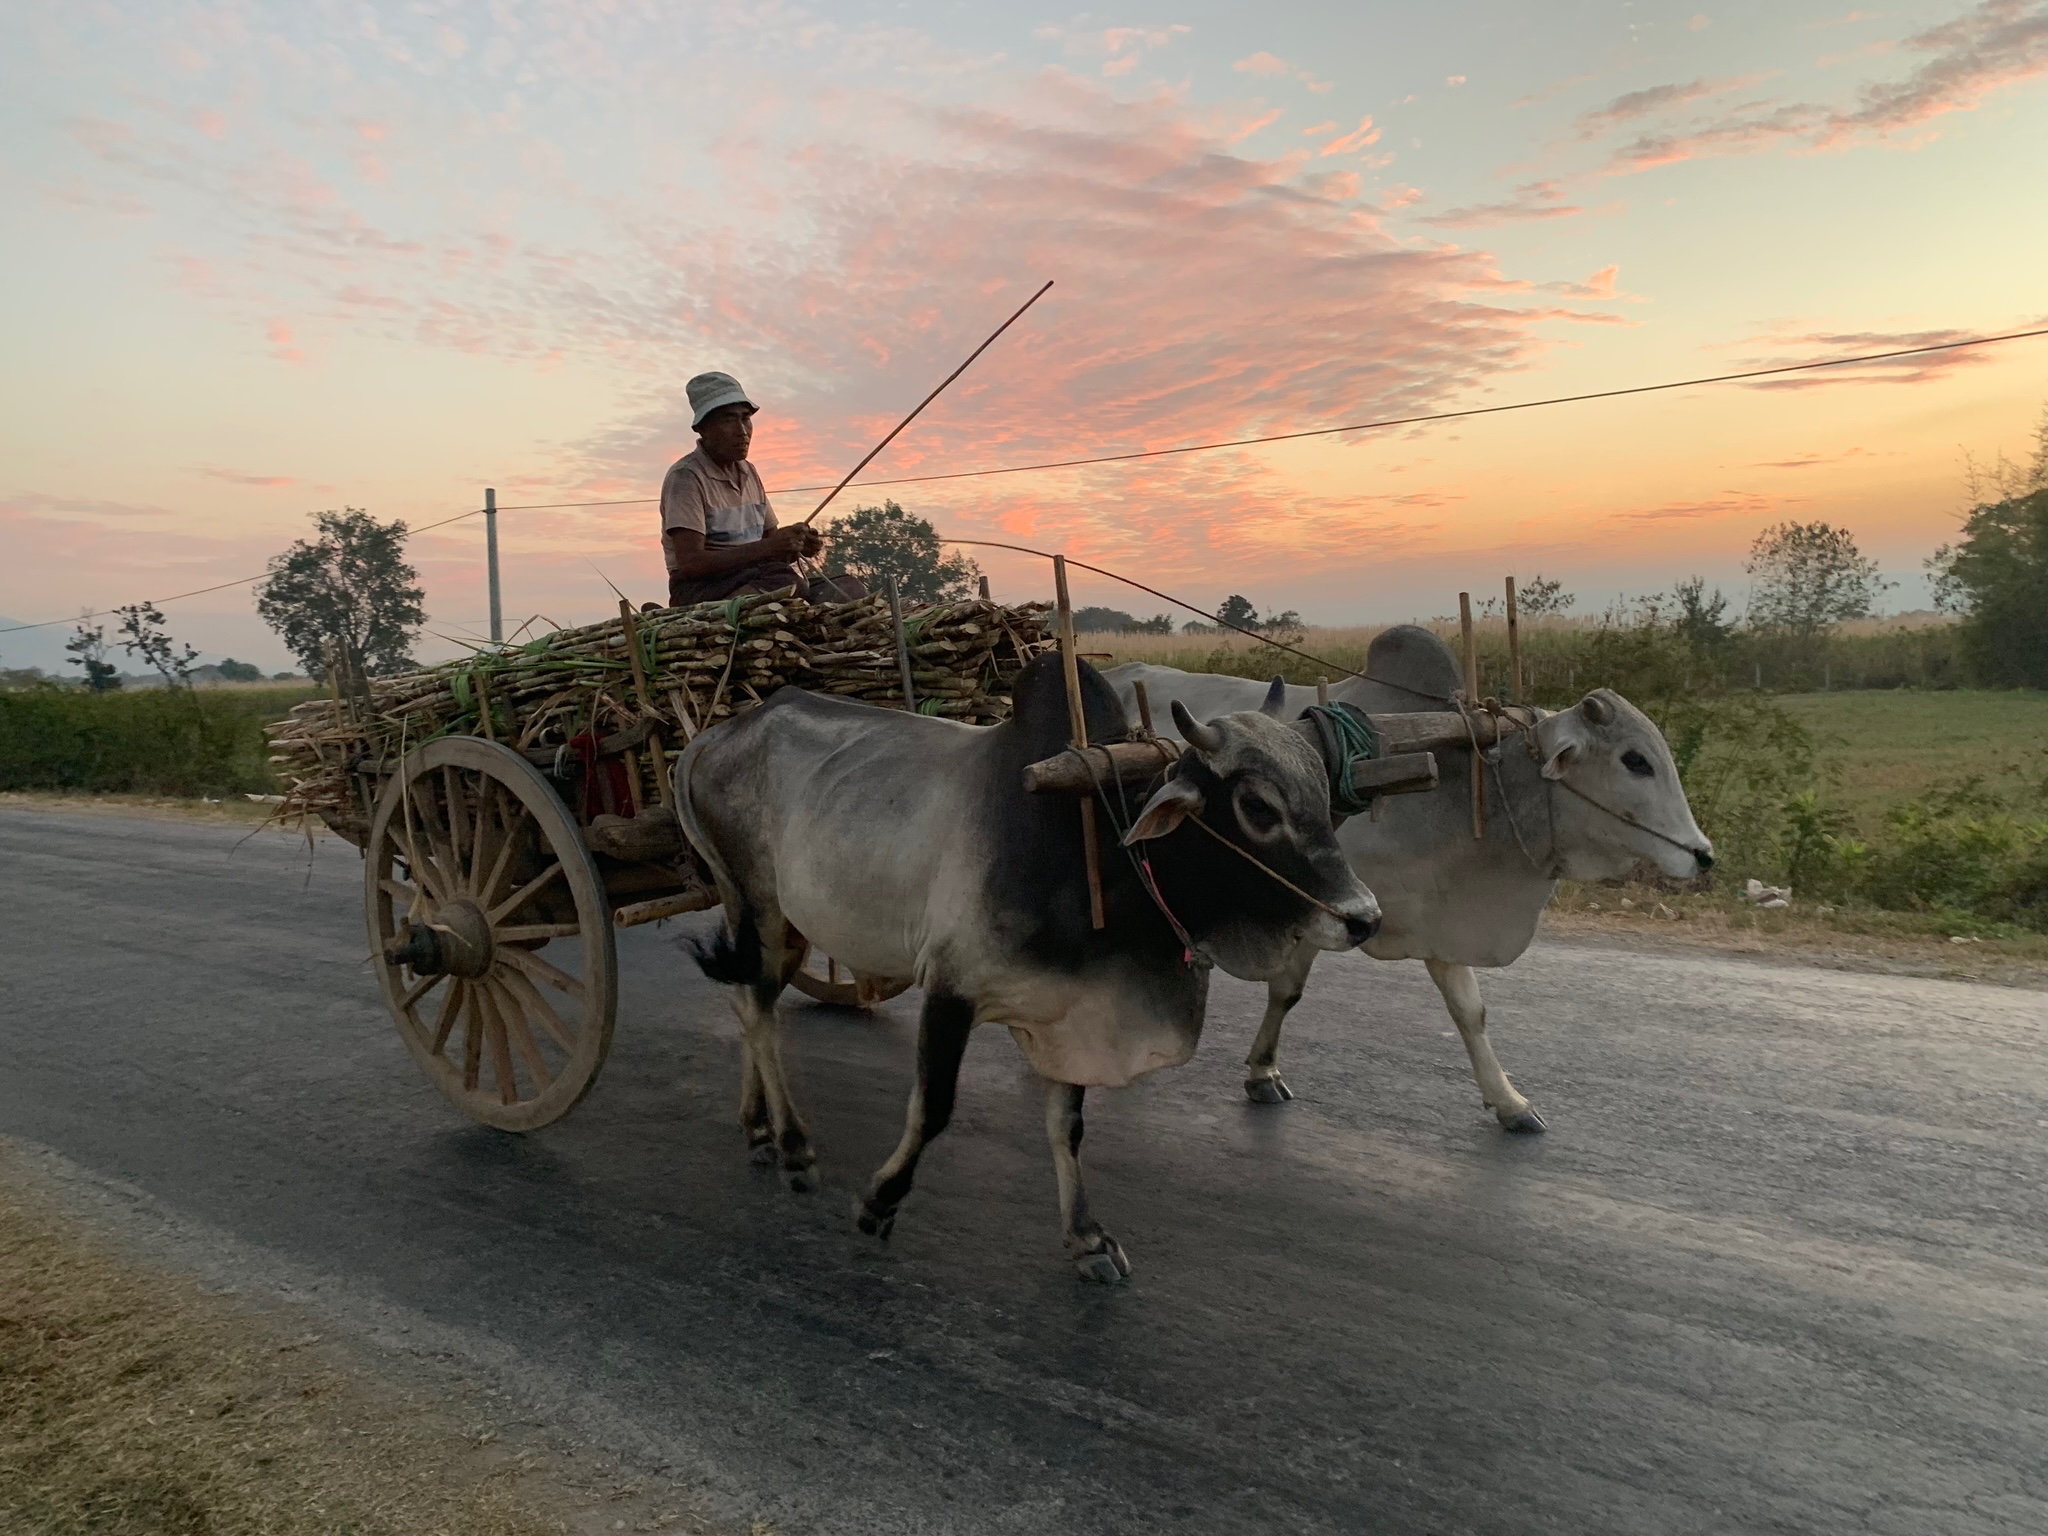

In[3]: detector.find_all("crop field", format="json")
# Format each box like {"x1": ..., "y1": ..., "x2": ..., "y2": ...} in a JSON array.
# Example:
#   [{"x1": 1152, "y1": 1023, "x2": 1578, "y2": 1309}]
[{"x1": 1779, "y1": 689, "x2": 2048, "y2": 826}]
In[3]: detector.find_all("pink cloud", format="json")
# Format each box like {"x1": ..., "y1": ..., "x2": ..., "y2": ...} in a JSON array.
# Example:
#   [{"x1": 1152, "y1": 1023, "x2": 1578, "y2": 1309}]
[
  {"x1": 1575, "y1": 75, "x2": 1771, "y2": 135},
  {"x1": 1319, "y1": 116, "x2": 1381, "y2": 155},
  {"x1": 1233, "y1": 51, "x2": 1291, "y2": 77},
  {"x1": 192, "y1": 109, "x2": 227, "y2": 140},
  {"x1": 1607, "y1": 491, "x2": 1772, "y2": 524},
  {"x1": 1601, "y1": 1, "x2": 2048, "y2": 173},
  {"x1": 265, "y1": 319, "x2": 306, "y2": 364},
  {"x1": 1730, "y1": 327, "x2": 2009, "y2": 389},
  {"x1": 196, "y1": 466, "x2": 297, "y2": 488},
  {"x1": 1228, "y1": 108, "x2": 1284, "y2": 143},
  {"x1": 1417, "y1": 178, "x2": 1585, "y2": 228}
]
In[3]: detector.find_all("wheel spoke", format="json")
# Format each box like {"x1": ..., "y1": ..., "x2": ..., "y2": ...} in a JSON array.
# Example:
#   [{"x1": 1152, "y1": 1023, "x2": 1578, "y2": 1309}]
[
  {"x1": 496, "y1": 964, "x2": 576, "y2": 1053},
  {"x1": 498, "y1": 943, "x2": 586, "y2": 999},
  {"x1": 476, "y1": 807, "x2": 522, "y2": 909},
  {"x1": 431, "y1": 981, "x2": 466, "y2": 1056},
  {"x1": 467, "y1": 779, "x2": 498, "y2": 897},
  {"x1": 482, "y1": 987, "x2": 519, "y2": 1104},
  {"x1": 380, "y1": 876, "x2": 425, "y2": 918},
  {"x1": 492, "y1": 980, "x2": 556, "y2": 1090},
  {"x1": 490, "y1": 861, "x2": 564, "y2": 924},
  {"x1": 442, "y1": 765, "x2": 469, "y2": 880},
  {"x1": 399, "y1": 792, "x2": 453, "y2": 901},
  {"x1": 410, "y1": 788, "x2": 459, "y2": 892},
  {"x1": 462, "y1": 985, "x2": 485, "y2": 1091},
  {"x1": 495, "y1": 922, "x2": 581, "y2": 943},
  {"x1": 398, "y1": 970, "x2": 447, "y2": 1013}
]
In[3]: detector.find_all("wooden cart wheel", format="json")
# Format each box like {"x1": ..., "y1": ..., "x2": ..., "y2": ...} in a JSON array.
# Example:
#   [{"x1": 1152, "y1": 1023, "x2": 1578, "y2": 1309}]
[
  {"x1": 788, "y1": 946, "x2": 912, "y2": 1009},
  {"x1": 366, "y1": 737, "x2": 617, "y2": 1132}
]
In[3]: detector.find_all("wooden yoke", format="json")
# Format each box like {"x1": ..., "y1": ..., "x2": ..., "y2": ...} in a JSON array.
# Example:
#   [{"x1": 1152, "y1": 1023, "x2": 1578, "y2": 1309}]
[{"x1": 1054, "y1": 556, "x2": 1107, "y2": 930}]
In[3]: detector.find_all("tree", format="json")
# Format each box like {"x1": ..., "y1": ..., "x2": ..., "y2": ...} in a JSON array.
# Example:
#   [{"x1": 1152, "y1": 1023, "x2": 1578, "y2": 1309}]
[
  {"x1": 64, "y1": 620, "x2": 121, "y2": 692},
  {"x1": 822, "y1": 501, "x2": 981, "y2": 603},
  {"x1": 216, "y1": 658, "x2": 263, "y2": 682},
  {"x1": 1516, "y1": 575, "x2": 1575, "y2": 617},
  {"x1": 1074, "y1": 606, "x2": 1139, "y2": 632},
  {"x1": 1672, "y1": 576, "x2": 1735, "y2": 665},
  {"x1": 1928, "y1": 487, "x2": 2048, "y2": 687},
  {"x1": 1215, "y1": 594, "x2": 1260, "y2": 630},
  {"x1": 256, "y1": 509, "x2": 425, "y2": 679},
  {"x1": 115, "y1": 603, "x2": 199, "y2": 688},
  {"x1": 1744, "y1": 521, "x2": 1889, "y2": 637}
]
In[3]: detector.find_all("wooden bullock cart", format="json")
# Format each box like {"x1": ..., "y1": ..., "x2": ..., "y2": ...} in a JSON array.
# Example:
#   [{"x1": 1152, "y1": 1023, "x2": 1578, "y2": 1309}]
[{"x1": 299, "y1": 582, "x2": 1526, "y2": 1134}]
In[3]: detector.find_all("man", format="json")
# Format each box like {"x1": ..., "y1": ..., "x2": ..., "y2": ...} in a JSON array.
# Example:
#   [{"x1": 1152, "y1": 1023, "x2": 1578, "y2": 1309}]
[{"x1": 662, "y1": 371, "x2": 846, "y2": 608}]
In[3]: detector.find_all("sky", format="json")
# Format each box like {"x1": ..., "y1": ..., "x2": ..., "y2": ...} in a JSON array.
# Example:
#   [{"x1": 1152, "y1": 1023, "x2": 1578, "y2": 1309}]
[{"x1": 3, "y1": 0, "x2": 2046, "y2": 671}]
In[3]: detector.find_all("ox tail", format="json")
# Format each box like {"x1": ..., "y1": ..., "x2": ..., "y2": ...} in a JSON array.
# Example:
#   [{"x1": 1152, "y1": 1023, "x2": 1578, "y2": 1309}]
[{"x1": 689, "y1": 912, "x2": 763, "y2": 985}]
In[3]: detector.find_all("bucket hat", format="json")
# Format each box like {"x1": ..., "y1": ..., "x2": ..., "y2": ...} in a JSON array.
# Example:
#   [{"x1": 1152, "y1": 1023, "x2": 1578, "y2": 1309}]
[{"x1": 687, "y1": 371, "x2": 758, "y2": 427}]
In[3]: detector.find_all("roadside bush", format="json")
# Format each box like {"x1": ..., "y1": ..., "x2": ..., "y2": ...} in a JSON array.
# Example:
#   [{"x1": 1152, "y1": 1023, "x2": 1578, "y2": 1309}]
[{"x1": 0, "y1": 684, "x2": 315, "y2": 797}]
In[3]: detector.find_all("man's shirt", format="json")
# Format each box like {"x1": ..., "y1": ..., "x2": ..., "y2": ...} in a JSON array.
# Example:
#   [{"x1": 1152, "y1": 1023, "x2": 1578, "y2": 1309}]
[{"x1": 659, "y1": 448, "x2": 777, "y2": 573}]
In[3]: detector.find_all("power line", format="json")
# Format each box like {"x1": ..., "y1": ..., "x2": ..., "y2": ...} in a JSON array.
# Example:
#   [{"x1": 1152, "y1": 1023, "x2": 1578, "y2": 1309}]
[{"x1": 7, "y1": 322, "x2": 2044, "y2": 639}]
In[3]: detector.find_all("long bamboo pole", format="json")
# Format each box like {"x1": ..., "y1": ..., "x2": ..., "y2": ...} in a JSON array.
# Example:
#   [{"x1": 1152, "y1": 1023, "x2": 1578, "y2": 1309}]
[
  {"x1": 620, "y1": 598, "x2": 671, "y2": 807},
  {"x1": 1054, "y1": 555, "x2": 1106, "y2": 930},
  {"x1": 1459, "y1": 592, "x2": 1484, "y2": 840},
  {"x1": 1504, "y1": 575, "x2": 1522, "y2": 704},
  {"x1": 886, "y1": 577, "x2": 918, "y2": 713},
  {"x1": 804, "y1": 280, "x2": 1054, "y2": 527}
]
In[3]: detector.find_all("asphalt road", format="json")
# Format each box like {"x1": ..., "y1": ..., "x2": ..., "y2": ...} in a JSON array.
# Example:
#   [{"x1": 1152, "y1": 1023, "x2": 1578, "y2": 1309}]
[{"x1": 4, "y1": 805, "x2": 2046, "y2": 1535}]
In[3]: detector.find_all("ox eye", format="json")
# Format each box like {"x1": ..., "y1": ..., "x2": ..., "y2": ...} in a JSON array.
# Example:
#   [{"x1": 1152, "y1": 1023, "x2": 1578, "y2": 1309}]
[
  {"x1": 1621, "y1": 749, "x2": 1654, "y2": 777},
  {"x1": 1238, "y1": 791, "x2": 1282, "y2": 833}
]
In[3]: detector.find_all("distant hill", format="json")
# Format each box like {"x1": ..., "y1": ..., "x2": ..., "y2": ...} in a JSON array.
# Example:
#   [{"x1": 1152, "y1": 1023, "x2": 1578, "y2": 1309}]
[{"x1": 0, "y1": 617, "x2": 77, "y2": 676}]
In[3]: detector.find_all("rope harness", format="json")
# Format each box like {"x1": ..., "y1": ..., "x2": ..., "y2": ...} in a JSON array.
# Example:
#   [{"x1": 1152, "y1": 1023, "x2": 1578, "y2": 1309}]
[
  {"x1": 1299, "y1": 702, "x2": 1385, "y2": 817},
  {"x1": 1061, "y1": 739, "x2": 1367, "y2": 968}
]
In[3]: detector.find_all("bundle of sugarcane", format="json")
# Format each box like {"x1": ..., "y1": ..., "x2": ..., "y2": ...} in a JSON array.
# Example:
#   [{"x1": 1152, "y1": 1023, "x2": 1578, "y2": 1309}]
[{"x1": 266, "y1": 590, "x2": 1054, "y2": 834}]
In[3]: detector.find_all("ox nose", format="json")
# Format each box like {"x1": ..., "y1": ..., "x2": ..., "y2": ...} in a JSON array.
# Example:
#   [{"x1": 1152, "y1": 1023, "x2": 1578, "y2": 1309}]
[
  {"x1": 1343, "y1": 911, "x2": 1381, "y2": 946},
  {"x1": 1693, "y1": 847, "x2": 1715, "y2": 873}
]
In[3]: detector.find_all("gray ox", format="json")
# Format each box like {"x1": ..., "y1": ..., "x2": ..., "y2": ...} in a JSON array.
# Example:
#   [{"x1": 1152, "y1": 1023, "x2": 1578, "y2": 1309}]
[
  {"x1": 1106, "y1": 625, "x2": 1713, "y2": 1130},
  {"x1": 675, "y1": 654, "x2": 1380, "y2": 1279}
]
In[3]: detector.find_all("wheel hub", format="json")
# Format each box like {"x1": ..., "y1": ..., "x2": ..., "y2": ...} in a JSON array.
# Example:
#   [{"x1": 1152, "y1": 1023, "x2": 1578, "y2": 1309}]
[{"x1": 384, "y1": 898, "x2": 495, "y2": 978}]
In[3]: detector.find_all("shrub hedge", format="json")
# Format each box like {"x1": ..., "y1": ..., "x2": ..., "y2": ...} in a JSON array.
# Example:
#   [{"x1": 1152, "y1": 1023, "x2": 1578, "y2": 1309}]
[{"x1": 0, "y1": 685, "x2": 315, "y2": 797}]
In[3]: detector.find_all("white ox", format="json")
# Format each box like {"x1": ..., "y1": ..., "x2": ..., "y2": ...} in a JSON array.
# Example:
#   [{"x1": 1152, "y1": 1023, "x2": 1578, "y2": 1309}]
[
  {"x1": 1105, "y1": 624, "x2": 1712, "y2": 1131},
  {"x1": 675, "y1": 655, "x2": 1380, "y2": 1279}
]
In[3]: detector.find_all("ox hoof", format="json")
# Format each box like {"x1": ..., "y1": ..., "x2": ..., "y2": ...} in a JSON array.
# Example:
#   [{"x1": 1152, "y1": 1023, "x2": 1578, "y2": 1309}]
[
  {"x1": 855, "y1": 1202, "x2": 896, "y2": 1242},
  {"x1": 1498, "y1": 1107, "x2": 1548, "y2": 1134},
  {"x1": 748, "y1": 1140, "x2": 778, "y2": 1167},
  {"x1": 1244, "y1": 1075, "x2": 1294, "y2": 1105},
  {"x1": 1071, "y1": 1235, "x2": 1131, "y2": 1283}
]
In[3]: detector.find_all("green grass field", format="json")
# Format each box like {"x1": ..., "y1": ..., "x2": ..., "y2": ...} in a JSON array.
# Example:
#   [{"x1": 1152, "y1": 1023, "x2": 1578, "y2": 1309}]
[{"x1": 1780, "y1": 690, "x2": 2048, "y2": 827}]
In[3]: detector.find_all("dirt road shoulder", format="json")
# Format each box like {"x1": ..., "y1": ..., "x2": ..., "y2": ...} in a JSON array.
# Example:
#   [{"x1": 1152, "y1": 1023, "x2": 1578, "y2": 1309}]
[{"x1": 0, "y1": 1138, "x2": 737, "y2": 1536}]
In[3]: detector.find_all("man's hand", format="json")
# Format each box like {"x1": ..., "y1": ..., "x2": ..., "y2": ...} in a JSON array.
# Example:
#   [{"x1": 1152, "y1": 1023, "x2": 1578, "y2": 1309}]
[{"x1": 765, "y1": 524, "x2": 825, "y2": 562}]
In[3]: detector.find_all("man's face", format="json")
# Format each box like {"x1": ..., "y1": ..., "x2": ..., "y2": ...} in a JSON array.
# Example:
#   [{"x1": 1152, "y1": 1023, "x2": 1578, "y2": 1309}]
[{"x1": 696, "y1": 403, "x2": 754, "y2": 466}]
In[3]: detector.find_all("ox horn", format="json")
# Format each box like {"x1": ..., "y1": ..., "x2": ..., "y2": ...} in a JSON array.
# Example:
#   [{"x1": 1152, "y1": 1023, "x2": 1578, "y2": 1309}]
[
  {"x1": 1581, "y1": 691, "x2": 1612, "y2": 726},
  {"x1": 1259, "y1": 675, "x2": 1288, "y2": 718},
  {"x1": 1172, "y1": 698, "x2": 1226, "y2": 754}
]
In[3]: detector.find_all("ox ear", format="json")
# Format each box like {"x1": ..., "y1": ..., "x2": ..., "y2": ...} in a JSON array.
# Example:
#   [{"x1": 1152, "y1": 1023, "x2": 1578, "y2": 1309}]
[
  {"x1": 1123, "y1": 776, "x2": 1205, "y2": 844},
  {"x1": 1538, "y1": 710, "x2": 1591, "y2": 781},
  {"x1": 1581, "y1": 691, "x2": 1613, "y2": 727},
  {"x1": 1260, "y1": 675, "x2": 1288, "y2": 717}
]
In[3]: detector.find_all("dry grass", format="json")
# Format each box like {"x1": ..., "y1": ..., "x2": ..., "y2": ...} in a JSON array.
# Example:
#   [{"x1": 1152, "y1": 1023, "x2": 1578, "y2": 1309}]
[
  {"x1": 0, "y1": 1156, "x2": 722, "y2": 1535},
  {"x1": 1543, "y1": 879, "x2": 2048, "y2": 987}
]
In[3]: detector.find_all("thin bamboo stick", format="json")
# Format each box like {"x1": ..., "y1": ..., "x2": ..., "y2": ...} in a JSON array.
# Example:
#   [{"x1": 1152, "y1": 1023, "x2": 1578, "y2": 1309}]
[{"x1": 1055, "y1": 556, "x2": 1106, "y2": 931}]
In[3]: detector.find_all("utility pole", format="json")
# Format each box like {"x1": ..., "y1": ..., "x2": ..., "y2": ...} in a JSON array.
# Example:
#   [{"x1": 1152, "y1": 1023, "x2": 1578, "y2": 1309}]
[{"x1": 484, "y1": 487, "x2": 502, "y2": 645}]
